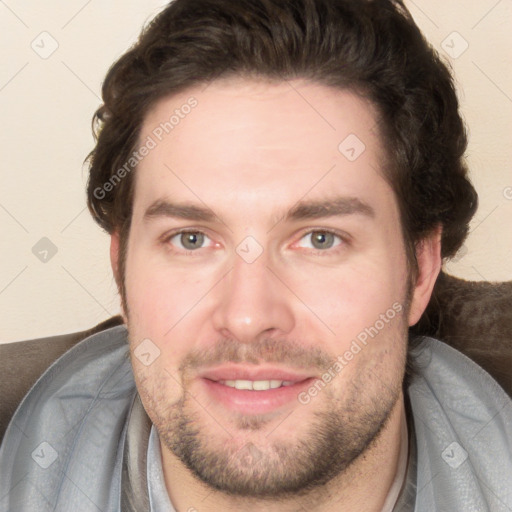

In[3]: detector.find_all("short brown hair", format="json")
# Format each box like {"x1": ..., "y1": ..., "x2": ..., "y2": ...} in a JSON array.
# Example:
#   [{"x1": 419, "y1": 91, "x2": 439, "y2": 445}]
[{"x1": 87, "y1": 0, "x2": 477, "y2": 293}]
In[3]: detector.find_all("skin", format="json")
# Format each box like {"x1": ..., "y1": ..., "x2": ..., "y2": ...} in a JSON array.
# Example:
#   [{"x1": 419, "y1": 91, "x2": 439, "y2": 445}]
[{"x1": 110, "y1": 78, "x2": 441, "y2": 511}]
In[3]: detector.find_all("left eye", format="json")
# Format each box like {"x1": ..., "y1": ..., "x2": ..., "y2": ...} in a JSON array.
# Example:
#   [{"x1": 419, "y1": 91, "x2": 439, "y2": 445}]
[
  {"x1": 297, "y1": 231, "x2": 342, "y2": 250},
  {"x1": 169, "y1": 231, "x2": 211, "y2": 251}
]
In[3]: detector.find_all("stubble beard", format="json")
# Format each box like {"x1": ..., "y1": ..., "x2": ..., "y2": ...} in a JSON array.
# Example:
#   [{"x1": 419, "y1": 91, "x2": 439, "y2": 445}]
[{"x1": 133, "y1": 330, "x2": 408, "y2": 500}]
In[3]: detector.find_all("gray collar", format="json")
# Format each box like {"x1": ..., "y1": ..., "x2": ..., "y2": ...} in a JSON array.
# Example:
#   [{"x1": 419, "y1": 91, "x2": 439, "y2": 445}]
[{"x1": 121, "y1": 393, "x2": 152, "y2": 512}]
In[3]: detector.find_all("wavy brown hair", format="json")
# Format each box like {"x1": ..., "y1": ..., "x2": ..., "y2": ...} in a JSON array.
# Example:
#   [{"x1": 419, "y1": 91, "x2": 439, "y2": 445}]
[{"x1": 86, "y1": 0, "x2": 477, "y2": 325}]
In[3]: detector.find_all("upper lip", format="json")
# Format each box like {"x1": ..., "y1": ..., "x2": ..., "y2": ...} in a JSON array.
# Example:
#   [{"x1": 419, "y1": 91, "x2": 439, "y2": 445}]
[{"x1": 198, "y1": 365, "x2": 315, "y2": 383}]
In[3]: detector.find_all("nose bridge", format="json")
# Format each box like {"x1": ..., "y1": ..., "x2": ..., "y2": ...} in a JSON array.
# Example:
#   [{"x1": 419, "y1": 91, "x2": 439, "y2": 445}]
[
  {"x1": 230, "y1": 250, "x2": 270, "y2": 304},
  {"x1": 212, "y1": 246, "x2": 295, "y2": 342}
]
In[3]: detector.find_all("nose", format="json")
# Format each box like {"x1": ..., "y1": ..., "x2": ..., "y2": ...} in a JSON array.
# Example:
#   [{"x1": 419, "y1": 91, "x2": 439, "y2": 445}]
[{"x1": 211, "y1": 249, "x2": 295, "y2": 344}]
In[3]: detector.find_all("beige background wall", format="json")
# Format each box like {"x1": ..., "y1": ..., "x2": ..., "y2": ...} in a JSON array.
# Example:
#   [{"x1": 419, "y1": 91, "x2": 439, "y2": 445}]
[{"x1": 1, "y1": 0, "x2": 511, "y2": 343}]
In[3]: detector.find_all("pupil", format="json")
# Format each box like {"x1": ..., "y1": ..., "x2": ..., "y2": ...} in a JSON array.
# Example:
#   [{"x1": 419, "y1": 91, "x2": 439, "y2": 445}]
[{"x1": 182, "y1": 232, "x2": 203, "y2": 250}]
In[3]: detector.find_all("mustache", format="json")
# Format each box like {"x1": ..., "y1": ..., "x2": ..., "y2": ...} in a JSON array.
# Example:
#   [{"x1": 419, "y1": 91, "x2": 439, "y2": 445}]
[{"x1": 179, "y1": 337, "x2": 334, "y2": 373}]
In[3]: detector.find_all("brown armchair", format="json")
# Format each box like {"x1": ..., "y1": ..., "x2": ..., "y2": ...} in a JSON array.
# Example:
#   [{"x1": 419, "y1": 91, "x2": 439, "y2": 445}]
[
  {"x1": 412, "y1": 271, "x2": 512, "y2": 395},
  {"x1": 1, "y1": 271, "x2": 511, "y2": 443},
  {"x1": 0, "y1": 316, "x2": 124, "y2": 443}
]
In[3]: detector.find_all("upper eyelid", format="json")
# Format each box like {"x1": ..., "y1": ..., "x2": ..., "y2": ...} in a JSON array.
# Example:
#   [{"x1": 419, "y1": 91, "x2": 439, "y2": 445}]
[
  {"x1": 292, "y1": 229, "x2": 348, "y2": 250},
  {"x1": 162, "y1": 227, "x2": 347, "y2": 239},
  {"x1": 160, "y1": 227, "x2": 212, "y2": 241},
  {"x1": 167, "y1": 229, "x2": 214, "y2": 247},
  {"x1": 294, "y1": 227, "x2": 351, "y2": 244}
]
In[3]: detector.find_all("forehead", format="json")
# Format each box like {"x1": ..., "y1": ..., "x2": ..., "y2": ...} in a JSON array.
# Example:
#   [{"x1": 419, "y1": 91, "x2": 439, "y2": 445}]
[{"x1": 133, "y1": 78, "x2": 394, "y2": 222}]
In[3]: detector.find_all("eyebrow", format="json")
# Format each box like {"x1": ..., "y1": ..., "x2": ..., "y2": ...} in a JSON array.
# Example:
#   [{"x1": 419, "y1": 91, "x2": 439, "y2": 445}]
[
  {"x1": 144, "y1": 200, "x2": 217, "y2": 222},
  {"x1": 143, "y1": 196, "x2": 375, "y2": 224},
  {"x1": 286, "y1": 196, "x2": 375, "y2": 221}
]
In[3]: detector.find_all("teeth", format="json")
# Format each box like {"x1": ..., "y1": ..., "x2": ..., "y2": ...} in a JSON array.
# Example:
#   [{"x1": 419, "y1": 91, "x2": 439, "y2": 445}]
[{"x1": 221, "y1": 379, "x2": 295, "y2": 390}]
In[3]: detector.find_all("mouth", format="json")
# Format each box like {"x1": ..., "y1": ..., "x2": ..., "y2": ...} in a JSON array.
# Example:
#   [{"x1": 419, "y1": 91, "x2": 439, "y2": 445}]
[
  {"x1": 198, "y1": 366, "x2": 316, "y2": 415},
  {"x1": 218, "y1": 379, "x2": 296, "y2": 390}
]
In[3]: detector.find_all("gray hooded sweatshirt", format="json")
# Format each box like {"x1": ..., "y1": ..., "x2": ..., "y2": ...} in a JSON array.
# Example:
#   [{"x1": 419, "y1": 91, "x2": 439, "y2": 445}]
[{"x1": 0, "y1": 326, "x2": 511, "y2": 511}]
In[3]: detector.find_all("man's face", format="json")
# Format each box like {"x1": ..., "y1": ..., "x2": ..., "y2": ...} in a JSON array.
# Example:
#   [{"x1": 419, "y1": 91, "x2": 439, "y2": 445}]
[{"x1": 116, "y1": 79, "x2": 423, "y2": 497}]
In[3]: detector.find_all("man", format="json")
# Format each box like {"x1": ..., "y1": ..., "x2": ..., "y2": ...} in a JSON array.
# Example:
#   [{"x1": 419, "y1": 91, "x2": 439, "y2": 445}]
[{"x1": 1, "y1": 0, "x2": 511, "y2": 511}]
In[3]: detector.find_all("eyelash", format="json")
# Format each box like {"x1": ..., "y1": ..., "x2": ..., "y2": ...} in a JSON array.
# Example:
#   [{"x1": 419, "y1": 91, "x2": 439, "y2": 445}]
[
  {"x1": 160, "y1": 229, "x2": 216, "y2": 254},
  {"x1": 160, "y1": 228, "x2": 350, "y2": 255},
  {"x1": 304, "y1": 231, "x2": 350, "y2": 254}
]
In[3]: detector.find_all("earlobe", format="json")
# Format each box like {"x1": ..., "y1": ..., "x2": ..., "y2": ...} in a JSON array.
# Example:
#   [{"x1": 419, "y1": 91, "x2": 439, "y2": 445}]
[{"x1": 408, "y1": 226, "x2": 442, "y2": 326}]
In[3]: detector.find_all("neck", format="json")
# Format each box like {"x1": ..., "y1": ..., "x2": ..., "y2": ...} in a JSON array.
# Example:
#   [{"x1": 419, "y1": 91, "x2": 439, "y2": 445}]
[{"x1": 159, "y1": 392, "x2": 407, "y2": 512}]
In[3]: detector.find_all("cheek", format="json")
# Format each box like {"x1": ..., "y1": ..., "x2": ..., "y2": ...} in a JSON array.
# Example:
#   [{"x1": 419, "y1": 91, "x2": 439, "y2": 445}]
[
  {"x1": 124, "y1": 248, "x2": 219, "y2": 375},
  {"x1": 290, "y1": 255, "x2": 408, "y2": 346},
  {"x1": 132, "y1": 357, "x2": 184, "y2": 426},
  {"x1": 124, "y1": 246, "x2": 204, "y2": 333}
]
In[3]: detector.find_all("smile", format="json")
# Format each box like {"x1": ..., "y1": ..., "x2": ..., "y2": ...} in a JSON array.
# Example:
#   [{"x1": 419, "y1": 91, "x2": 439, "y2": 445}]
[
  {"x1": 218, "y1": 379, "x2": 296, "y2": 390},
  {"x1": 197, "y1": 367, "x2": 317, "y2": 415}
]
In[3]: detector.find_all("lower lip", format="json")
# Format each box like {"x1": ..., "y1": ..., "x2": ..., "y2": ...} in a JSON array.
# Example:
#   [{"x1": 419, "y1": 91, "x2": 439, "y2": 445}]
[{"x1": 200, "y1": 378, "x2": 315, "y2": 415}]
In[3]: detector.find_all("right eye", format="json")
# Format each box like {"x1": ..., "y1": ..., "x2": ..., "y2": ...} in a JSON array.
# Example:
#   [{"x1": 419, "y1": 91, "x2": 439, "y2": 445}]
[{"x1": 167, "y1": 230, "x2": 212, "y2": 251}]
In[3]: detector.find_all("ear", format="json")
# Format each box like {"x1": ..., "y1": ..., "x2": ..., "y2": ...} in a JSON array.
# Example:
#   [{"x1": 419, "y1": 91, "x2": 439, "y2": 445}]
[
  {"x1": 408, "y1": 226, "x2": 442, "y2": 326},
  {"x1": 110, "y1": 231, "x2": 121, "y2": 288},
  {"x1": 110, "y1": 231, "x2": 127, "y2": 322}
]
